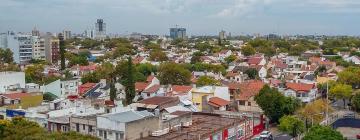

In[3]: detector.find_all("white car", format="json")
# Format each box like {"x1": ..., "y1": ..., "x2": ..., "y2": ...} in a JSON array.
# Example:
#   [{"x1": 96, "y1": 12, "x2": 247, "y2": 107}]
[{"x1": 260, "y1": 131, "x2": 272, "y2": 138}]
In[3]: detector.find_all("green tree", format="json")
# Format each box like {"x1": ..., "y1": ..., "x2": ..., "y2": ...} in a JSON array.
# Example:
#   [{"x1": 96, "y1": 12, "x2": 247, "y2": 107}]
[
  {"x1": 195, "y1": 42, "x2": 213, "y2": 52},
  {"x1": 224, "y1": 55, "x2": 237, "y2": 64},
  {"x1": 125, "y1": 57, "x2": 136, "y2": 105},
  {"x1": 255, "y1": 85, "x2": 301, "y2": 123},
  {"x1": 257, "y1": 46, "x2": 276, "y2": 57},
  {"x1": 330, "y1": 84, "x2": 353, "y2": 109},
  {"x1": 136, "y1": 63, "x2": 157, "y2": 77},
  {"x1": 191, "y1": 52, "x2": 203, "y2": 64},
  {"x1": 278, "y1": 115, "x2": 305, "y2": 137},
  {"x1": 241, "y1": 45, "x2": 256, "y2": 56},
  {"x1": 109, "y1": 81, "x2": 116, "y2": 101},
  {"x1": 0, "y1": 117, "x2": 99, "y2": 140},
  {"x1": 0, "y1": 48, "x2": 14, "y2": 64},
  {"x1": 149, "y1": 49, "x2": 168, "y2": 61},
  {"x1": 351, "y1": 92, "x2": 360, "y2": 112},
  {"x1": 158, "y1": 62, "x2": 191, "y2": 85},
  {"x1": 196, "y1": 76, "x2": 220, "y2": 87},
  {"x1": 25, "y1": 64, "x2": 45, "y2": 84},
  {"x1": 245, "y1": 68, "x2": 258, "y2": 79},
  {"x1": 289, "y1": 44, "x2": 306, "y2": 56},
  {"x1": 303, "y1": 125, "x2": 344, "y2": 140},
  {"x1": 337, "y1": 66, "x2": 360, "y2": 88}
]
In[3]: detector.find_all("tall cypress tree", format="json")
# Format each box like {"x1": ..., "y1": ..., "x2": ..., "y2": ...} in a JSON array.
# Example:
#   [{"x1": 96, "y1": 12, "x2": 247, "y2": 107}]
[
  {"x1": 59, "y1": 33, "x2": 66, "y2": 70},
  {"x1": 109, "y1": 80, "x2": 116, "y2": 101},
  {"x1": 125, "y1": 56, "x2": 135, "y2": 105}
]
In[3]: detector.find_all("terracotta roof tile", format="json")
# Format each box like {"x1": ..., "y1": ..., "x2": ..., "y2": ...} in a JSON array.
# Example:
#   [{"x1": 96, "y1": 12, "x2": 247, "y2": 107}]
[
  {"x1": 135, "y1": 82, "x2": 150, "y2": 92},
  {"x1": 235, "y1": 80, "x2": 265, "y2": 101},
  {"x1": 208, "y1": 97, "x2": 230, "y2": 107},
  {"x1": 1, "y1": 93, "x2": 30, "y2": 99},
  {"x1": 247, "y1": 57, "x2": 263, "y2": 65},
  {"x1": 139, "y1": 96, "x2": 178, "y2": 106},
  {"x1": 285, "y1": 82, "x2": 315, "y2": 92},
  {"x1": 172, "y1": 85, "x2": 192, "y2": 93},
  {"x1": 143, "y1": 84, "x2": 161, "y2": 93}
]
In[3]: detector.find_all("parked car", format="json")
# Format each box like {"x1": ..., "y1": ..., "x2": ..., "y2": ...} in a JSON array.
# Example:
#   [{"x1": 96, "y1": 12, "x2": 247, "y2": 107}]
[{"x1": 260, "y1": 131, "x2": 273, "y2": 140}]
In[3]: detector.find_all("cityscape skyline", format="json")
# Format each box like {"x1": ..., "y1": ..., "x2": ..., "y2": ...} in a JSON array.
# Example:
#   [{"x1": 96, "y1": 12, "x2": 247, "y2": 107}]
[{"x1": 1, "y1": 0, "x2": 360, "y2": 35}]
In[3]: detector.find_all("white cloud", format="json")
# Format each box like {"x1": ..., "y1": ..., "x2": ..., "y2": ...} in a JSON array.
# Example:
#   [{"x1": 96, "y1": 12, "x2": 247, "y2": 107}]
[{"x1": 212, "y1": 0, "x2": 271, "y2": 17}]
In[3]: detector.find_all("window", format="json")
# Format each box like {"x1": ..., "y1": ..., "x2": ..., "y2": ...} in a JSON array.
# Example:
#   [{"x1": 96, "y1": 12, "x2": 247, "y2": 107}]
[
  {"x1": 104, "y1": 131, "x2": 107, "y2": 139},
  {"x1": 239, "y1": 101, "x2": 245, "y2": 105},
  {"x1": 62, "y1": 125, "x2": 68, "y2": 132},
  {"x1": 248, "y1": 102, "x2": 251, "y2": 106},
  {"x1": 76, "y1": 123, "x2": 79, "y2": 132},
  {"x1": 116, "y1": 133, "x2": 119, "y2": 140},
  {"x1": 89, "y1": 126, "x2": 92, "y2": 132},
  {"x1": 83, "y1": 124, "x2": 85, "y2": 130},
  {"x1": 99, "y1": 130, "x2": 103, "y2": 137}
]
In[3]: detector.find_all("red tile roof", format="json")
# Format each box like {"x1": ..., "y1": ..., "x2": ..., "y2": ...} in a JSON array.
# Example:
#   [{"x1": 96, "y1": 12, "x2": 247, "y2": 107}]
[
  {"x1": 285, "y1": 82, "x2": 315, "y2": 92},
  {"x1": 208, "y1": 97, "x2": 230, "y2": 107},
  {"x1": 105, "y1": 100, "x2": 115, "y2": 107},
  {"x1": 78, "y1": 83, "x2": 97, "y2": 96},
  {"x1": 247, "y1": 57, "x2": 263, "y2": 65},
  {"x1": 133, "y1": 56, "x2": 145, "y2": 64},
  {"x1": 272, "y1": 59, "x2": 287, "y2": 69},
  {"x1": 1, "y1": 93, "x2": 30, "y2": 99},
  {"x1": 143, "y1": 84, "x2": 161, "y2": 93},
  {"x1": 139, "y1": 96, "x2": 178, "y2": 106},
  {"x1": 236, "y1": 80, "x2": 265, "y2": 101},
  {"x1": 226, "y1": 72, "x2": 239, "y2": 77},
  {"x1": 309, "y1": 57, "x2": 322, "y2": 64},
  {"x1": 135, "y1": 82, "x2": 150, "y2": 92},
  {"x1": 172, "y1": 85, "x2": 192, "y2": 93},
  {"x1": 79, "y1": 65, "x2": 97, "y2": 71}
]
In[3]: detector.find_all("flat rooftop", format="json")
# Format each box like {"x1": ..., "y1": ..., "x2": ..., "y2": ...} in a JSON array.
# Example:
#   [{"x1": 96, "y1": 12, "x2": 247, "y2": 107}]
[{"x1": 141, "y1": 112, "x2": 245, "y2": 140}]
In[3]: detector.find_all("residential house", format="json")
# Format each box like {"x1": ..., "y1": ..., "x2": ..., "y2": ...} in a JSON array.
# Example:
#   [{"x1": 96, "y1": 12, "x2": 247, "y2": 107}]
[
  {"x1": 96, "y1": 110, "x2": 159, "y2": 140},
  {"x1": 191, "y1": 86, "x2": 230, "y2": 112},
  {"x1": 0, "y1": 92, "x2": 43, "y2": 109},
  {"x1": 70, "y1": 115, "x2": 98, "y2": 136},
  {"x1": 208, "y1": 97, "x2": 231, "y2": 111},
  {"x1": 218, "y1": 50, "x2": 232, "y2": 61},
  {"x1": 247, "y1": 57, "x2": 266, "y2": 66},
  {"x1": 166, "y1": 85, "x2": 193, "y2": 100},
  {"x1": 234, "y1": 80, "x2": 265, "y2": 113},
  {"x1": 344, "y1": 55, "x2": 360, "y2": 65},
  {"x1": 0, "y1": 72, "x2": 26, "y2": 93},
  {"x1": 281, "y1": 82, "x2": 317, "y2": 103}
]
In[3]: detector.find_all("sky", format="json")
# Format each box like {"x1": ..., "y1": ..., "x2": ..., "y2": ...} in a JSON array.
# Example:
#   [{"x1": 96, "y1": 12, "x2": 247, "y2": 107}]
[{"x1": 1, "y1": 0, "x2": 360, "y2": 36}]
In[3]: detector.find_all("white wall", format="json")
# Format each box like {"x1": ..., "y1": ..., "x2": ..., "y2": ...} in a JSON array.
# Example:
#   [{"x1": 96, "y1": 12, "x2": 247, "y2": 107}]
[{"x1": 0, "y1": 72, "x2": 25, "y2": 93}]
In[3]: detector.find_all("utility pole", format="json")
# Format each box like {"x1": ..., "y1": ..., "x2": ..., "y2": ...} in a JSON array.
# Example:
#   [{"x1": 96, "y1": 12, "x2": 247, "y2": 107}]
[{"x1": 326, "y1": 81, "x2": 329, "y2": 125}]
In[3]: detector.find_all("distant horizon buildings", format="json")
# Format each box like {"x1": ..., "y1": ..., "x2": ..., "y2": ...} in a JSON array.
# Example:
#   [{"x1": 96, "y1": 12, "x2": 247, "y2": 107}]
[
  {"x1": 219, "y1": 30, "x2": 226, "y2": 41},
  {"x1": 63, "y1": 30, "x2": 71, "y2": 40},
  {"x1": 95, "y1": 19, "x2": 106, "y2": 41},
  {"x1": 170, "y1": 27, "x2": 186, "y2": 39}
]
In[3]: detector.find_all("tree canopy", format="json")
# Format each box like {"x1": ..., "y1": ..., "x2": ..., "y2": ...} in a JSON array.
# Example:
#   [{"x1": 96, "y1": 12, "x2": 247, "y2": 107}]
[
  {"x1": 241, "y1": 45, "x2": 256, "y2": 56},
  {"x1": 278, "y1": 115, "x2": 305, "y2": 137},
  {"x1": 0, "y1": 117, "x2": 99, "y2": 140},
  {"x1": 0, "y1": 48, "x2": 14, "y2": 64},
  {"x1": 255, "y1": 85, "x2": 301, "y2": 123},
  {"x1": 149, "y1": 49, "x2": 168, "y2": 62},
  {"x1": 158, "y1": 62, "x2": 191, "y2": 85},
  {"x1": 303, "y1": 125, "x2": 344, "y2": 140},
  {"x1": 330, "y1": 83, "x2": 353, "y2": 108},
  {"x1": 351, "y1": 92, "x2": 360, "y2": 112},
  {"x1": 196, "y1": 76, "x2": 220, "y2": 87}
]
